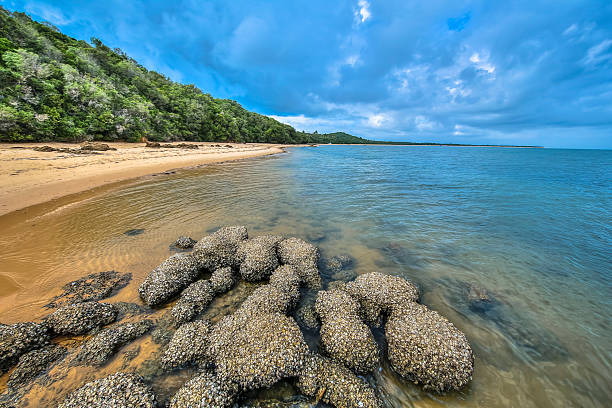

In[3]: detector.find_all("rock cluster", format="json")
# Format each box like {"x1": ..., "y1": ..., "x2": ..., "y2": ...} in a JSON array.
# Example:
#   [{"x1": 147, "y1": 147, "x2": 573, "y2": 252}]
[
  {"x1": 0, "y1": 322, "x2": 50, "y2": 374},
  {"x1": 44, "y1": 301, "x2": 117, "y2": 335},
  {"x1": 296, "y1": 353, "x2": 382, "y2": 408},
  {"x1": 277, "y1": 238, "x2": 321, "y2": 289},
  {"x1": 161, "y1": 320, "x2": 212, "y2": 369},
  {"x1": 169, "y1": 371, "x2": 239, "y2": 408},
  {"x1": 45, "y1": 270, "x2": 131, "y2": 308},
  {"x1": 57, "y1": 372, "x2": 157, "y2": 408},
  {"x1": 139, "y1": 253, "x2": 200, "y2": 306},
  {"x1": 315, "y1": 290, "x2": 379, "y2": 373},
  {"x1": 75, "y1": 320, "x2": 153, "y2": 365},
  {"x1": 192, "y1": 226, "x2": 248, "y2": 271},
  {"x1": 236, "y1": 235, "x2": 283, "y2": 281},
  {"x1": 6, "y1": 344, "x2": 66, "y2": 390}
]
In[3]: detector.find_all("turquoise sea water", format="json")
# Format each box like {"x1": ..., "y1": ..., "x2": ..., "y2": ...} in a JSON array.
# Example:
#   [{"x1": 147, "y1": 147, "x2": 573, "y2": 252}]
[{"x1": 1, "y1": 145, "x2": 610, "y2": 407}]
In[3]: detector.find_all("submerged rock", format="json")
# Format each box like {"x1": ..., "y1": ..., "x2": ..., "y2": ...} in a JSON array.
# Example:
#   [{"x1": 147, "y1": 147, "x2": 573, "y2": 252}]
[
  {"x1": 124, "y1": 228, "x2": 145, "y2": 236},
  {"x1": 58, "y1": 372, "x2": 157, "y2": 408},
  {"x1": 7, "y1": 345, "x2": 66, "y2": 390},
  {"x1": 75, "y1": 320, "x2": 153, "y2": 366},
  {"x1": 385, "y1": 302, "x2": 474, "y2": 392},
  {"x1": 171, "y1": 280, "x2": 215, "y2": 325},
  {"x1": 294, "y1": 301, "x2": 320, "y2": 331},
  {"x1": 169, "y1": 371, "x2": 239, "y2": 408},
  {"x1": 171, "y1": 236, "x2": 197, "y2": 250},
  {"x1": 139, "y1": 253, "x2": 201, "y2": 307},
  {"x1": 207, "y1": 312, "x2": 308, "y2": 391},
  {"x1": 209, "y1": 266, "x2": 236, "y2": 295},
  {"x1": 161, "y1": 320, "x2": 211, "y2": 370},
  {"x1": 315, "y1": 290, "x2": 379, "y2": 373},
  {"x1": 45, "y1": 270, "x2": 131, "y2": 308},
  {"x1": 277, "y1": 238, "x2": 321, "y2": 289},
  {"x1": 0, "y1": 322, "x2": 50, "y2": 374},
  {"x1": 236, "y1": 235, "x2": 282, "y2": 281},
  {"x1": 296, "y1": 353, "x2": 382, "y2": 408},
  {"x1": 192, "y1": 226, "x2": 248, "y2": 271},
  {"x1": 45, "y1": 302, "x2": 117, "y2": 335}
]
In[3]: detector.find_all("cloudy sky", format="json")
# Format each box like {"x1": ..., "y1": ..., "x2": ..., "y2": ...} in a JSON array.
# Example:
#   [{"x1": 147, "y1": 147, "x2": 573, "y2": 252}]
[{"x1": 3, "y1": 0, "x2": 612, "y2": 148}]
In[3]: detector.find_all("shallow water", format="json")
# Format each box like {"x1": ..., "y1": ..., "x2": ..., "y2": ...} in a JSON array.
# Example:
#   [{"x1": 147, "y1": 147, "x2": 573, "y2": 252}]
[{"x1": 0, "y1": 146, "x2": 610, "y2": 407}]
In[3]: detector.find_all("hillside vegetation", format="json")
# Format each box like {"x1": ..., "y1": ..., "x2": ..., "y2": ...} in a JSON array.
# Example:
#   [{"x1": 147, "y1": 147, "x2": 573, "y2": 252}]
[{"x1": 0, "y1": 8, "x2": 372, "y2": 144}]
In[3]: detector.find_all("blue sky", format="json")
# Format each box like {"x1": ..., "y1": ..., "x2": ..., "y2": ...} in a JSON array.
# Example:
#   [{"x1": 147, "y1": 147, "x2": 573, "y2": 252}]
[{"x1": 2, "y1": 0, "x2": 612, "y2": 148}]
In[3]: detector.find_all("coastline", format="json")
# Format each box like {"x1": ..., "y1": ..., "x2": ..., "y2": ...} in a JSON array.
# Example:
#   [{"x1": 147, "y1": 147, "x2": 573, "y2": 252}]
[{"x1": 0, "y1": 142, "x2": 289, "y2": 217}]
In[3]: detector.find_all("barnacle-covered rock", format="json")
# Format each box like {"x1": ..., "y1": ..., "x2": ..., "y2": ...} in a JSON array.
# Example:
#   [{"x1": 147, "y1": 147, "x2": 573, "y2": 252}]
[
  {"x1": 75, "y1": 320, "x2": 153, "y2": 365},
  {"x1": 207, "y1": 312, "x2": 308, "y2": 391},
  {"x1": 161, "y1": 320, "x2": 212, "y2": 370},
  {"x1": 57, "y1": 372, "x2": 157, "y2": 408},
  {"x1": 294, "y1": 302, "x2": 319, "y2": 331},
  {"x1": 296, "y1": 353, "x2": 382, "y2": 408},
  {"x1": 0, "y1": 322, "x2": 50, "y2": 374},
  {"x1": 237, "y1": 284, "x2": 298, "y2": 317},
  {"x1": 7, "y1": 344, "x2": 66, "y2": 389},
  {"x1": 45, "y1": 270, "x2": 131, "y2": 308},
  {"x1": 315, "y1": 290, "x2": 379, "y2": 373},
  {"x1": 269, "y1": 265, "x2": 300, "y2": 294},
  {"x1": 45, "y1": 302, "x2": 117, "y2": 335},
  {"x1": 236, "y1": 235, "x2": 282, "y2": 281},
  {"x1": 192, "y1": 226, "x2": 248, "y2": 271},
  {"x1": 385, "y1": 302, "x2": 474, "y2": 392},
  {"x1": 277, "y1": 238, "x2": 321, "y2": 289},
  {"x1": 171, "y1": 280, "x2": 215, "y2": 325},
  {"x1": 139, "y1": 253, "x2": 201, "y2": 306},
  {"x1": 172, "y1": 236, "x2": 197, "y2": 249},
  {"x1": 209, "y1": 266, "x2": 236, "y2": 294},
  {"x1": 345, "y1": 272, "x2": 419, "y2": 315},
  {"x1": 169, "y1": 371, "x2": 239, "y2": 408}
]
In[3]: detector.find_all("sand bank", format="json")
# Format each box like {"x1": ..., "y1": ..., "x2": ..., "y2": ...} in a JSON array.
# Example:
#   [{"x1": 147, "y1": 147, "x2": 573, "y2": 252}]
[{"x1": 0, "y1": 142, "x2": 287, "y2": 216}]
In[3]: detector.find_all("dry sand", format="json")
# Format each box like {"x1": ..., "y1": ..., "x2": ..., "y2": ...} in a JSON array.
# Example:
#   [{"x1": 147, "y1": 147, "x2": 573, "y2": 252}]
[{"x1": 0, "y1": 141, "x2": 287, "y2": 216}]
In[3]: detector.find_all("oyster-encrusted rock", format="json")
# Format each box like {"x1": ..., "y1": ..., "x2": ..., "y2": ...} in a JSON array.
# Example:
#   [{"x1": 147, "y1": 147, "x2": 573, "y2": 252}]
[
  {"x1": 74, "y1": 320, "x2": 153, "y2": 365},
  {"x1": 294, "y1": 303, "x2": 320, "y2": 331},
  {"x1": 269, "y1": 265, "x2": 301, "y2": 294},
  {"x1": 0, "y1": 322, "x2": 50, "y2": 374},
  {"x1": 169, "y1": 371, "x2": 239, "y2": 408},
  {"x1": 209, "y1": 267, "x2": 236, "y2": 295},
  {"x1": 57, "y1": 372, "x2": 157, "y2": 408},
  {"x1": 139, "y1": 253, "x2": 201, "y2": 307},
  {"x1": 236, "y1": 235, "x2": 282, "y2": 281},
  {"x1": 7, "y1": 344, "x2": 66, "y2": 389},
  {"x1": 345, "y1": 272, "x2": 419, "y2": 313},
  {"x1": 45, "y1": 270, "x2": 131, "y2": 308},
  {"x1": 237, "y1": 284, "x2": 298, "y2": 316},
  {"x1": 296, "y1": 353, "x2": 382, "y2": 408},
  {"x1": 207, "y1": 312, "x2": 308, "y2": 391},
  {"x1": 277, "y1": 238, "x2": 321, "y2": 289},
  {"x1": 171, "y1": 280, "x2": 215, "y2": 325},
  {"x1": 172, "y1": 236, "x2": 197, "y2": 249},
  {"x1": 315, "y1": 290, "x2": 379, "y2": 373},
  {"x1": 161, "y1": 320, "x2": 211, "y2": 370},
  {"x1": 385, "y1": 302, "x2": 474, "y2": 392},
  {"x1": 192, "y1": 226, "x2": 248, "y2": 271},
  {"x1": 45, "y1": 302, "x2": 117, "y2": 335}
]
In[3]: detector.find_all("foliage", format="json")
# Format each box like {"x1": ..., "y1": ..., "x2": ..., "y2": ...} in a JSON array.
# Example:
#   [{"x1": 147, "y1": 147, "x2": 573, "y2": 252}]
[{"x1": 0, "y1": 7, "x2": 370, "y2": 144}]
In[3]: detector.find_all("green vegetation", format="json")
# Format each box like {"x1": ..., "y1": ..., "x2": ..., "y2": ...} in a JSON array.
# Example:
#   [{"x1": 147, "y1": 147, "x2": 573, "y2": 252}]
[{"x1": 0, "y1": 8, "x2": 370, "y2": 144}]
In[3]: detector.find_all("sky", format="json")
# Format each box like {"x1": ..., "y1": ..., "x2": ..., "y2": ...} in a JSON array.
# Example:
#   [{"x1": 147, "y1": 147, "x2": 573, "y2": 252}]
[{"x1": 2, "y1": 0, "x2": 612, "y2": 148}]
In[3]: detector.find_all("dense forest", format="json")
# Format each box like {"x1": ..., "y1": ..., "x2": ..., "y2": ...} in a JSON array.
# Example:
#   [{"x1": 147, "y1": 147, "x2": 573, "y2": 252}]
[{"x1": 0, "y1": 7, "x2": 374, "y2": 144}]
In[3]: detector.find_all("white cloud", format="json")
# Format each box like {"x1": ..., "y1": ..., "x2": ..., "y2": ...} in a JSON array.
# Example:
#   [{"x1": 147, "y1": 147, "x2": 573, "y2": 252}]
[
  {"x1": 355, "y1": 1, "x2": 371, "y2": 24},
  {"x1": 583, "y1": 39, "x2": 612, "y2": 66},
  {"x1": 24, "y1": 3, "x2": 72, "y2": 26},
  {"x1": 414, "y1": 115, "x2": 438, "y2": 131},
  {"x1": 470, "y1": 52, "x2": 495, "y2": 74},
  {"x1": 367, "y1": 113, "x2": 387, "y2": 127}
]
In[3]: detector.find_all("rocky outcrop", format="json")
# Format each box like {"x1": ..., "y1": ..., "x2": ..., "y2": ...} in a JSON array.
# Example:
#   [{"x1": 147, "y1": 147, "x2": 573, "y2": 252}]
[
  {"x1": 139, "y1": 253, "x2": 200, "y2": 306},
  {"x1": 45, "y1": 270, "x2": 131, "y2": 308},
  {"x1": 236, "y1": 235, "x2": 282, "y2": 281},
  {"x1": 161, "y1": 320, "x2": 212, "y2": 370},
  {"x1": 0, "y1": 322, "x2": 49, "y2": 374},
  {"x1": 277, "y1": 238, "x2": 321, "y2": 289},
  {"x1": 169, "y1": 371, "x2": 239, "y2": 408},
  {"x1": 7, "y1": 345, "x2": 66, "y2": 390},
  {"x1": 192, "y1": 226, "x2": 248, "y2": 271},
  {"x1": 44, "y1": 302, "x2": 117, "y2": 335}
]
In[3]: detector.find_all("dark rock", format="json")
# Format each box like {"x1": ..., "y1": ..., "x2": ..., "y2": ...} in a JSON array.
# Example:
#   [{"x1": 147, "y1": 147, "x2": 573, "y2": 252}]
[
  {"x1": 192, "y1": 226, "x2": 248, "y2": 271},
  {"x1": 57, "y1": 372, "x2": 157, "y2": 408},
  {"x1": 0, "y1": 322, "x2": 50, "y2": 374},
  {"x1": 139, "y1": 253, "x2": 201, "y2": 307},
  {"x1": 296, "y1": 353, "x2": 382, "y2": 408},
  {"x1": 294, "y1": 303, "x2": 319, "y2": 331},
  {"x1": 161, "y1": 320, "x2": 211, "y2": 370},
  {"x1": 80, "y1": 142, "x2": 116, "y2": 151},
  {"x1": 45, "y1": 271, "x2": 131, "y2": 308},
  {"x1": 169, "y1": 371, "x2": 238, "y2": 408},
  {"x1": 385, "y1": 302, "x2": 474, "y2": 392},
  {"x1": 74, "y1": 320, "x2": 153, "y2": 365},
  {"x1": 324, "y1": 255, "x2": 354, "y2": 274},
  {"x1": 44, "y1": 301, "x2": 117, "y2": 335},
  {"x1": 171, "y1": 236, "x2": 197, "y2": 250},
  {"x1": 151, "y1": 312, "x2": 175, "y2": 345},
  {"x1": 7, "y1": 345, "x2": 66, "y2": 390},
  {"x1": 124, "y1": 228, "x2": 145, "y2": 236}
]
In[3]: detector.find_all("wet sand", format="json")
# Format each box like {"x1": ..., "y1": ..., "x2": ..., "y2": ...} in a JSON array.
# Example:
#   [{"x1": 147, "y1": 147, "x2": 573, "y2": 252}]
[{"x1": 0, "y1": 142, "x2": 287, "y2": 216}]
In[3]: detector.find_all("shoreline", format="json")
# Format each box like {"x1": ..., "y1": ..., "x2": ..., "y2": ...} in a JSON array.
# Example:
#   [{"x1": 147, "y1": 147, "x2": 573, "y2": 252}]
[{"x1": 0, "y1": 142, "x2": 291, "y2": 217}]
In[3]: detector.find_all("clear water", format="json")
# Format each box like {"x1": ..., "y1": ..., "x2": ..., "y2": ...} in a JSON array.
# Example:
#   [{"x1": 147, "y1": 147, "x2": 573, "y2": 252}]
[{"x1": 0, "y1": 146, "x2": 610, "y2": 407}]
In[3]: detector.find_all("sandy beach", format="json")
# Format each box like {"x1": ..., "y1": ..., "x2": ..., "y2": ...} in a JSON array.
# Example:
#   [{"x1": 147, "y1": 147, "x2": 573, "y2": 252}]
[{"x1": 0, "y1": 141, "x2": 287, "y2": 216}]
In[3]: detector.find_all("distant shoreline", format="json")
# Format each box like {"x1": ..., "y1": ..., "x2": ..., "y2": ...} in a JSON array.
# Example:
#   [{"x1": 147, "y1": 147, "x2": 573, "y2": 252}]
[{"x1": 316, "y1": 143, "x2": 544, "y2": 148}]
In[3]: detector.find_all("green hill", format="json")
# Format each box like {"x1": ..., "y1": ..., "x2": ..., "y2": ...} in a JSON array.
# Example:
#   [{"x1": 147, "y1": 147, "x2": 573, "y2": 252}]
[{"x1": 0, "y1": 7, "x2": 369, "y2": 144}]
